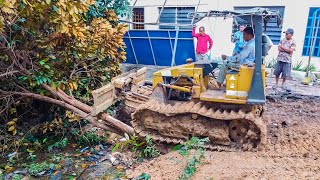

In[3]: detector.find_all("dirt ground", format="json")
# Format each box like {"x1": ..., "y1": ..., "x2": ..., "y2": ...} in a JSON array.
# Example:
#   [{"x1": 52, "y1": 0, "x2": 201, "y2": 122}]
[{"x1": 128, "y1": 81, "x2": 320, "y2": 179}]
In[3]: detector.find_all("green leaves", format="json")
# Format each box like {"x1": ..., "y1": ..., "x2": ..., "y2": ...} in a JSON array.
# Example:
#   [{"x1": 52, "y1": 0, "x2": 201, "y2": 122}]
[
  {"x1": 46, "y1": 0, "x2": 51, "y2": 5},
  {"x1": 47, "y1": 138, "x2": 68, "y2": 152},
  {"x1": 112, "y1": 143, "x2": 120, "y2": 153},
  {"x1": 30, "y1": 60, "x2": 54, "y2": 85},
  {"x1": 34, "y1": 75, "x2": 52, "y2": 85},
  {"x1": 178, "y1": 137, "x2": 209, "y2": 180},
  {"x1": 28, "y1": 162, "x2": 51, "y2": 176},
  {"x1": 18, "y1": 76, "x2": 28, "y2": 81},
  {"x1": 133, "y1": 173, "x2": 151, "y2": 180},
  {"x1": 138, "y1": 135, "x2": 160, "y2": 159},
  {"x1": 171, "y1": 144, "x2": 183, "y2": 151},
  {"x1": 20, "y1": 1, "x2": 25, "y2": 9},
  {"x1": 91, "y1": 0, "x2": 130, "y2": 18},
  {"x1": 53, "y1": 5, "x2": 58, "y2": 12},
  {"x1": 17, "y1": 18, "x2": 26, "y2": 23},
  {"x1": 39, "y1": 60, "x2": 45, "y2": 65}
]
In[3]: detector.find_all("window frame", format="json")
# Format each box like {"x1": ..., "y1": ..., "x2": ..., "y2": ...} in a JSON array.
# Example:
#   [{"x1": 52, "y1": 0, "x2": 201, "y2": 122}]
[
  {"x1": 302, "y1": 7, "x2": 320, "y2": 57},
  {"x1": 132, "y1": 8, "x2": 145, "y2": 30},
  {"x1": 159, "y1": 7, "x2": 195, "y2": 30}
]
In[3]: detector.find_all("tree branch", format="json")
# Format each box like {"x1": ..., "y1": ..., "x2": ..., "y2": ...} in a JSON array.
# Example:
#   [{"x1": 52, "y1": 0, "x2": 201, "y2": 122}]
[
  {"x1": 0, "y1": 89, "x2": 122, "y2": 135},
  {"x1": 0, "y1": 71, "x2": 20, "y2": 79},
  {"x1": 41, "y1": 84, "x2": 134, "y2": 135}
]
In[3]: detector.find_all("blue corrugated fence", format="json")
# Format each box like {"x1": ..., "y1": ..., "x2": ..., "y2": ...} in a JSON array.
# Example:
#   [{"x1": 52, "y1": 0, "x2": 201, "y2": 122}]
[{"x1": 123, "y1": 30, "x2": 196, "y2": 66}]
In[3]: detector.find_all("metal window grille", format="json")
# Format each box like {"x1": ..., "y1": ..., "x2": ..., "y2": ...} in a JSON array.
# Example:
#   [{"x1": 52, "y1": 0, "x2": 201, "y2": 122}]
[
  {"x1": 159, "y1": 7, "x2": 195, "y2": 30},
  {"x1": 302, "y1": 7, "x2": 320, "y2": 57},
  {"x1": 133, "y1": 8, "x2": 144, "y2": 29},
  {"x1": 233, "y1": 6, "x2": 285, "y2": 45}
]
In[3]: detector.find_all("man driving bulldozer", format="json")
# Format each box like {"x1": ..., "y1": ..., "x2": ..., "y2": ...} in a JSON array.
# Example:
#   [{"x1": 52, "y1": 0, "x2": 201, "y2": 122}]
[{"x1": 214, "y1": 26, "x2": 255, "y2": 89}]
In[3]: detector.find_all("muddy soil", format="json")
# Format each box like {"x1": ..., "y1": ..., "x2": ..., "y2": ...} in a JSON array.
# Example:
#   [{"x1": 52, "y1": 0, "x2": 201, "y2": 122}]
[{"x1": 129, "y1": 95, "x2": 320, "y2": 179}]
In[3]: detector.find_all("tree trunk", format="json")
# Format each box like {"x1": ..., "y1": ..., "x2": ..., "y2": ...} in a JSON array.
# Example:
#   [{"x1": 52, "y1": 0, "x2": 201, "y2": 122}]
[{"x1": 42, "y1": 84, "x2": 134, "y2": 135}]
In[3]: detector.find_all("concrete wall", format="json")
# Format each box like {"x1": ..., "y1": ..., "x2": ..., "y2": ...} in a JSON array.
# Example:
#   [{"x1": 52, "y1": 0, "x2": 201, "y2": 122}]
[{"x1": 127, "y1": 0, "x2": 320, "y2": 69}]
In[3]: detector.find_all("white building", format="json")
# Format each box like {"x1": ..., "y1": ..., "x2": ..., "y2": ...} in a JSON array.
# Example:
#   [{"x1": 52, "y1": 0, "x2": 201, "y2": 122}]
[{"x1": 127, "y1": 0, "x2": 320, "y2": 69}]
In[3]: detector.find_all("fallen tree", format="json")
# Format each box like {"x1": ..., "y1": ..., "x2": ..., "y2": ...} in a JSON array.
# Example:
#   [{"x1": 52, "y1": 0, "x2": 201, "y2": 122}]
[{"x1": 0, "y1": 0, "x2": 134, "y2": 136}]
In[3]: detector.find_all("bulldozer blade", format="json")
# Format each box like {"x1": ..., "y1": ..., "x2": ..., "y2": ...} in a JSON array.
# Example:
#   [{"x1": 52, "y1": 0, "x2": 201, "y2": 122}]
[
  {"x1": 92, "y1": 84, "x2": 116, "y2": 116},
  {"x1": 111, "y1": 67, "x2": 147, "y2": 89},
  {"x1": 91, "y1": 67, "x2": 147, "y2": 115},
  {"x1": 150, "y1": 83, "x2": 168, "y2": 104}
]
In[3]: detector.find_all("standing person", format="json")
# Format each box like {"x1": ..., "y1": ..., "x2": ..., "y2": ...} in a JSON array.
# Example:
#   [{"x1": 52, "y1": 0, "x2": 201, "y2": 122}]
[
  {"x1": 192, "y1": 25, "x2": 213, "y2": 61},
  {"x1": 273, "y1": 28, "x2": 296, "y2": 90},
  {"x1": 232, "y1": 25, "x2": 246, "y2": 55},
  {"x1": 263, "y1": 33, "x2": 273, "y2": 53}
]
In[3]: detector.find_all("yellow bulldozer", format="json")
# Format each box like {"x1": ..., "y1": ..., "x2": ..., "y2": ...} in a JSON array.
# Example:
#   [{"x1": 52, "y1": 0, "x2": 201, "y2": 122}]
[{"x1": 92, "y1": 8, "x2": 282, "y2": 151}]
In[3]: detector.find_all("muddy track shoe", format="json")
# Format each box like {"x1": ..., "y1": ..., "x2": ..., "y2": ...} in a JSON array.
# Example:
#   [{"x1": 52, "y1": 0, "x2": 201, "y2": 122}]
[{"x1": 131, "y1": 99, "x2": 266, "y2": 151}]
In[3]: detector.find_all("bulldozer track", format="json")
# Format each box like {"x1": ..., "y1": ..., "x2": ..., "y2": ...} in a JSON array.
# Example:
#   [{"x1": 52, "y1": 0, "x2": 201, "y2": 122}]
[{"x1": 132, "y1": 99, "x2": 266, "y2": 151}]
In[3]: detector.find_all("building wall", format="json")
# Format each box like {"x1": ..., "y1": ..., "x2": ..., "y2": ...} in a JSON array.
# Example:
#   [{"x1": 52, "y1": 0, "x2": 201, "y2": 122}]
[{"x1": 128, "y1": 0, "x2": 320, "y2": 69}]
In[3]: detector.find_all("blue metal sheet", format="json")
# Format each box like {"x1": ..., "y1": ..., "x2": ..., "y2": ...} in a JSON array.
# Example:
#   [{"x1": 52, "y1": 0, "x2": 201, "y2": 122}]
[
  {"x1": 124, "y1": 30, "x2": 196, "y2": 66},
  {"x1": 148, "y1": 31, "x2": 170, "y2": 38},
  {"x1": 132, "y1": 39, "x2": 154, "y2": 65},
  {"x1": 128, "y1": 31, "x2": 148, "y2": 38},
  {"x1": 123, "y1": 38, "x2": 136, "y2": 64},
  {"x1": 151, "y1": 39, "x2": 173, "y2": 66},
  {"x1": 175, "y1": 39, "x2": 195, "y2": 65}
]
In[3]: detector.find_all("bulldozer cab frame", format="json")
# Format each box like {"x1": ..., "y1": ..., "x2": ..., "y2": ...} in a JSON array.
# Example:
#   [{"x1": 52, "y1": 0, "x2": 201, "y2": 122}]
[{"x1": 188, "y1": 8, "x2": 283, "y2": 104}]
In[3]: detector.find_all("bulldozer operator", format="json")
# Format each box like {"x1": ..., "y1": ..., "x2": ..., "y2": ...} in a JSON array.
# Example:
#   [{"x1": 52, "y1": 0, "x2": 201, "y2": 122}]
[{"x1": 215, "y1": 26, "x2": 255, "y2": 89}]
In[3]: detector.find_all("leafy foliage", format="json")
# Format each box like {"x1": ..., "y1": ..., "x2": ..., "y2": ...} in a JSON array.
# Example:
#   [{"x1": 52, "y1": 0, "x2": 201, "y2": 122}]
[
  {"x1": 72, "y1": 129, "x2": 106, "y2": 146},
  {"x1": 178, "y1": 137, "x2": 209, "y2": 157},
  {"x1": 138, "y1": 135, "x2": 160, "y2": 159},
  {"x1": 265, "y1": 58, "x2": 277, "y2": 68},
  {"x1": 27, "y1": 152, "x2": 37, "y2": 161},
  {"x1": 12, "y1": 174, "x2": 23, "y2": 180},
  {"x1": 292, "y1": 60, "x2": 304, "y2": 71},
  {"x1": 28, "y1": 162, "x2": 54, "y2": 176},
  {"x1": 0, "y1": 0, "x2": 129, "y2": 156},
  {"x1": 302, "y1": 63, "x2": 317, "y2": 72},
  {"x1": 112, "y1": 133, "x2": 145, "y2": 153},
  {"x1": 48, "y1": 137, "x2": 68, "y2": 152},
  {"x1": 292, "y1": 60, "x2": 318, "y2": 72},
  {"x1": 112, "y1": 134, "x2": 160, "y2": 159},
  {"x1": 1, "y1": 0, "x2": 129, "y2": 98},
  {"x1": 133, "y1": 173, "x2": 151, "y2": 180},
  {"x1": 176, "y1": 137, "x2": 209, "y2": 180}
]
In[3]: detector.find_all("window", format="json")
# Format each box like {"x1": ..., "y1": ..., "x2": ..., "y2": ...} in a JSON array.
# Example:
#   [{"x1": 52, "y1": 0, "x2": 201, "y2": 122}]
[
  {"x1": 233, "y1": 6, "x2": 285, "y2": 44},
  {"x1": 302, "y1": 7, "x2": 320, "y2": 57},
  {"x1": 133, "y1": 8, "x2": 144, "y2": 29},
  {"x1": 159, "y1": 7, "x2": 195, "y2": 30}
]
